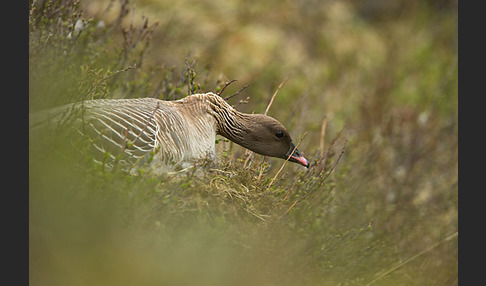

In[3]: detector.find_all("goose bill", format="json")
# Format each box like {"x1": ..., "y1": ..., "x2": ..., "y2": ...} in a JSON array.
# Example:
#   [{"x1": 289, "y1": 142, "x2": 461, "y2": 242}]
[{"x1": 286, "y1": 142, "x2": 310, "y2": 168}]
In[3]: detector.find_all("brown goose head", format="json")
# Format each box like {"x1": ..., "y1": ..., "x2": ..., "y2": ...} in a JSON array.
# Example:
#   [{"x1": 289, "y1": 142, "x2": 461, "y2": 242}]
[
  {"x1": 223, "y1": 113, "x2": 310, "y2": 168},
  {"x1": 205, "y1": 93, "x2": 309, "y2": 168}
]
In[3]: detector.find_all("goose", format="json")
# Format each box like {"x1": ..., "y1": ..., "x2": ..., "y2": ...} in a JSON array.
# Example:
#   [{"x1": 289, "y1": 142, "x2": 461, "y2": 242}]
[{"x1": 30, "y1": 92, "x2": 309, "y2": 172}]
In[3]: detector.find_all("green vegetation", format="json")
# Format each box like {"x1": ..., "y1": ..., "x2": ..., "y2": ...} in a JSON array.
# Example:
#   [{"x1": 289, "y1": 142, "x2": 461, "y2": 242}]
[{"x1": 29, "y1": 0, "x2": 457, "y2": 285}]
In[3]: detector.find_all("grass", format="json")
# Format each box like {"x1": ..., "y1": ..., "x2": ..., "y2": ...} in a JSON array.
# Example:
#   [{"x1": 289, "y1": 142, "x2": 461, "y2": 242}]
[{"x1": 29, "y1": 0, "x2": 458, "y2": 285}]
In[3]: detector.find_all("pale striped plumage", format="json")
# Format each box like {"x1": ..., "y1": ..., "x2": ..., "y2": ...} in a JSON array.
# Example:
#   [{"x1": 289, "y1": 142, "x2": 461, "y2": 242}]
[{"x1": 30, "y1": 92, "x2": 309, "y2": 172}]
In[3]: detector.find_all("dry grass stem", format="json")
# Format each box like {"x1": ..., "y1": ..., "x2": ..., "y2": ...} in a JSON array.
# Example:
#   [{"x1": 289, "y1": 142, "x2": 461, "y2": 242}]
[
  {"x1": 242, "y1": 149, "x2": 254, "y2": 168},
  {"x1": 256, "y1": 156, "x2": 267, "y2": 181},
  {"x1": 264, "y1": 78, "x2": 287, "y2": 116},
  {"x1": 218, "y1": 79, "x2": 237, "y2": 96},
  {"x1": 225, "y1": 83, "x2": 250, "y2": 101},
  {"x1": 319, "y1": 116, "x2": 328, "y2": 156},
  {"x1": 284, "y1": 200, "x2": 298, "y2": 215},
  {"x1": 266, "y1": 131, "x2": 307, "y2": 192},
  {"x1": 101, "y1": 64, "x2": 137, "y2": 83},
  {"x1": 255, "y1": 79, "x2": 287, "y2": 179},
  {"x1": 366, "y1": 232, "x2": 458, "y2": 286},
  {"x1": 320, "y1": 139, "x2": 347, "y2": 182}
]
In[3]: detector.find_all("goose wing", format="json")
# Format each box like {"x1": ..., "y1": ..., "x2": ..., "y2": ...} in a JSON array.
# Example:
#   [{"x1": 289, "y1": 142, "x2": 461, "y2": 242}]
[{"x1": 32, "y1": 98, "x2": 190, "y2": 168}]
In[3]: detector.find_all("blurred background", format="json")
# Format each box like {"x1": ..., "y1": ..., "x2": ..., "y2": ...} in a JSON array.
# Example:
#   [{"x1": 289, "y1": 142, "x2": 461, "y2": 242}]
[{"x1": 29, "y1": 0, "x2": 457, "y2": 285}]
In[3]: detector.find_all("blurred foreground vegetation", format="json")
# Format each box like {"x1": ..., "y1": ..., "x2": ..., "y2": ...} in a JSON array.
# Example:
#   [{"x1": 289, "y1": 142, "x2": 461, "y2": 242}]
[{"x1": 29, "y1": 0, "x2": 457, "y2": 285}]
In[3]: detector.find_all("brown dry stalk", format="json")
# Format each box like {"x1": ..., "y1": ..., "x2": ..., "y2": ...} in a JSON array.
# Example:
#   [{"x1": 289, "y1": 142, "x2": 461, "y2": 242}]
[
  {"x1": 284, "y1": 200, "x2": 298, "y2": 215},
  {"x1": 266, "y1": 132, "x2": 307, "y2": 192},
  {"x1": 242, "y1": 149, "x2": 253, "y2": 168},
  {"x1": 218, "y1": 79, "x2": 237, "y2": 96},
  {"x1": 264, "y1": 78, "x2": 287, "y2": 115},
  {"x1": 319, "y1": 116, "x2": 328, "y2": 156},
  {"x1": 100, "y1": 64, "x2": 137, "y2": 83},
  {"x1": 256, "y1": 156, "x2": 267, "y2": 181},
  {"x1": 365, "y1": 231, "x2": 458, "y2": 286},
  {"x1": 282, "y1": 140, "x2": 347, "y2": 215},
  {"x1": 256, "y1": 79, "x2": 287, "y2": 180},
  {"x1": 226, "y1": 84, "x2": 250, "y2": 102},
  {"x1": 280, "y1": 177, "x2": 298, "y2": 203},
  {"x1": 320, "y1": 139, "x2": 347, "y2": 182}
]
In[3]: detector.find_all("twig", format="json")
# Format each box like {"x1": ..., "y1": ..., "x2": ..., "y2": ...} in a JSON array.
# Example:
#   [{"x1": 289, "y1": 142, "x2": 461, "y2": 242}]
[
  {"x1": 232, "y1": 96, "x2": 250, "y2": 108},
  {"x1": 185, "y1": 58, "x2": 196, "y2": 95},
  {"x1": 280, "y1": 175, "x2": 299, "y2": 203},
  {"x1": 101, "y1": 0, "x2": 116, "y2": 20},
  {"x1": 312, "y1": 127, "x2": 346, "y2": 175},
  {"x1": 242, "y1": 149, "x2": 253, "y2": 169},
  {"x1": 365, "y1": 232, "x2": 458, "y2": 286},
  {"x1": 218, "y1": 79, "x2": 237, "y2": 96},
  {"x1": 121, "y1": 127, "x2": 129, "y2": 152},
  {"x1": 284, "y1": 140, "x2": 347, "y2": 215},
  {"x1": 264, "y1": 78, "x2": 287, "y2": 115},
  {"x1": 100, "y1": 64, "x2": 136, "y2": 83},
  {"x1": 284, "y1": 200, "x2": 298, "y2": 215},
  {"x1": 319, "y1": 116, "x2": 328, "y2": 156},
  {"x1": 256, "y1": 79, "x2": 286, "y2": 178},
  {"x1": 256, "y1": 156, "x2": 267, "y2": 181},
  {"x1": 225, "y1": 83, "x2": 250, "y2": 101},
  {"x1": 266, "y1": 132, "x2": 307, "y2": 192},
  {"x1": 320, "y1": 139, "x2": 347, "y2": 182}
]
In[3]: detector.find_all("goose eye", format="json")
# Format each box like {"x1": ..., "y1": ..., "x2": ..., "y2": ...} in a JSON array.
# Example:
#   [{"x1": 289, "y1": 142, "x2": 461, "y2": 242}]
[{"x1": 275, "y1": 130, "x2": 284, "y2": 138}]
